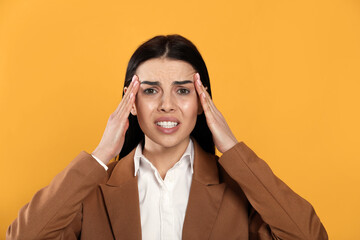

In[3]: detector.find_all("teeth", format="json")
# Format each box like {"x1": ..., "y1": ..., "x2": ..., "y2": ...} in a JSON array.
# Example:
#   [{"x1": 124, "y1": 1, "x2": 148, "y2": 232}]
[{"x1": 156, "y1": 121, "x2": 178, "y2": 128}]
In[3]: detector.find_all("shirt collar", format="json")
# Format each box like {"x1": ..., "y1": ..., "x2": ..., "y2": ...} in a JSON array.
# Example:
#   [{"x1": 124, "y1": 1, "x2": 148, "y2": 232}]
[{"x1": 133, "y1": 138, "x2": 194, "y2": 176}]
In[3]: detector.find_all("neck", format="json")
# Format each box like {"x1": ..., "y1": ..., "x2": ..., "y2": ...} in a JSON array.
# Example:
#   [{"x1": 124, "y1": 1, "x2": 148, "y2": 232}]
[{"x1": 142, "y1": 137, "x2": 190, "y2": 179}]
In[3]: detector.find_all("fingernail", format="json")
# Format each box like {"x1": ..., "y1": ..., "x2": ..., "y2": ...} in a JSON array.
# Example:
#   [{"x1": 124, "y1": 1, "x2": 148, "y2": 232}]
[{"x1": 132, "y1": 75, "x2": 137, "y2": 82}]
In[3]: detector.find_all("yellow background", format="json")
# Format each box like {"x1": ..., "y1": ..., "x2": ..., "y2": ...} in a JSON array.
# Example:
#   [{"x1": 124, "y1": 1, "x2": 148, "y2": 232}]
[{"x1": 1, "y1": 0, "x2": 359, "y2": 238}]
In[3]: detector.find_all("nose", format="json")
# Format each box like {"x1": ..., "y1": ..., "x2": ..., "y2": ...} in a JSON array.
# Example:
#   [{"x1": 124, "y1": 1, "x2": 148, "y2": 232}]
[{"x1": 158, "y1": 92, "x2": 176, "y2": 113}]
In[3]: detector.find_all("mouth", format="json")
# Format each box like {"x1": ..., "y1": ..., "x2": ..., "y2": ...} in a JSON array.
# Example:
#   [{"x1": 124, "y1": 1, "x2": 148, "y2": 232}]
[
  {"x1": 155, "y1": 121, "x2": 179, "y2": 128},
  {"x1": 154, "y1": 117, "x2": 180, "y2": 134}
]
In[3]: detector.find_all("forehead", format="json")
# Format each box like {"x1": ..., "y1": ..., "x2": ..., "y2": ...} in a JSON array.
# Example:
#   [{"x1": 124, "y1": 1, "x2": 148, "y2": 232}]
[{"x1": 135, "y1": 58, "x2": 195, "y2": 81}]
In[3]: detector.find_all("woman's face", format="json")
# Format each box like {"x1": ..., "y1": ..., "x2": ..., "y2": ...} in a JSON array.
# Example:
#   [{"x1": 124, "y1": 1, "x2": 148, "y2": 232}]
[{"x1": 132, "y1": 58, "x2": 202, "y2": 149}]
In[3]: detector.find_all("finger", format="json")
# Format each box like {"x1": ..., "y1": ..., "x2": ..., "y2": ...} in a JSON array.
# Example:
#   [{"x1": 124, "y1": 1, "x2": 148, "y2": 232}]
[
  {"x1": 132, "y1": 75, "x2": 140, "y2": 96},
  {"x1": 125, "y1": 75, "x2": 139, "y2": 96},
  {"x1": 194, "y1": 75, "x2": 217, "y2": 124},
  {"x1": 194, "y1": 73, "x2": 208, "y2": 102},
  {"x1": 199, "y1": 93, "x2": 215, "y2": 125},
  {"x1": 197, "y1": 77, "x2": 223, "y2": 120},
  {"x1": 117, "y1": 95, "x2": 134, "y2": 121},
  {"x1": 194, "y1": 74, "x2": 218, "y2": 116},
  {"x1": 118, "y1": 75, "x2": 140, "y2": 118},
  {"x1": 194, "y1": 73, "x2": 208, "y2": 109},
  {"x1": 194, "y1": 74, "x2": 211, "y2": 113},
  {"x1": 114, "y1": 75, "x2": 135, "y2": 113},
  {"x1": 122, "y1": 77, "x2": 139, "y2": 113},
  {"x1": 115, "y1": 75, "x2": 139, "y2": 115},
  {"x1": 197, "y1": 78, "x2": 216, "y2": 110},
  {"x1": 203, "y1": 86, "x2": 218, "y2": 116},
  {"x1": 123, "y1": 75, "x2": 139, "y2": 101}
]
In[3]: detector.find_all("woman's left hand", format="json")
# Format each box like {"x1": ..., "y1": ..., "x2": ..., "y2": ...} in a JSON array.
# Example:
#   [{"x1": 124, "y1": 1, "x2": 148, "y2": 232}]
[{"x1": 194, "y1": 73, "x2": 238, "y2": 153}]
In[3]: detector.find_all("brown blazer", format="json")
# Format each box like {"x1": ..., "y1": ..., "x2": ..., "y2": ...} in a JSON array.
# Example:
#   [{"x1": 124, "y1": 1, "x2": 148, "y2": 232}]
[{"x1": 7, "y1": 140, "x2": 328, "y2": 239}]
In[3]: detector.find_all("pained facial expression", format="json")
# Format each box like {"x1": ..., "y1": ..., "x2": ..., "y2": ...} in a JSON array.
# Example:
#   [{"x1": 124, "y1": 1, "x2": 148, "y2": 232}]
[{"x1": 131, "y1": 58, "x2": 202, "y2": 149}]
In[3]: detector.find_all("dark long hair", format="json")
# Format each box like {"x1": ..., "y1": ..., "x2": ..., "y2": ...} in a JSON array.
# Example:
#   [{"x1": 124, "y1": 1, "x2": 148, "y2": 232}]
[{"x1": 118, "y1": 34, "x2": 214, "y2": 159}]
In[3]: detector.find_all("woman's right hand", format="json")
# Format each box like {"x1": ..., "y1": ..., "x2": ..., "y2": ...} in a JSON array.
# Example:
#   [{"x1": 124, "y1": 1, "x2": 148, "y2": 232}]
[{"x1": 92, "y1": 75, "x2": 140, "y2": 164}]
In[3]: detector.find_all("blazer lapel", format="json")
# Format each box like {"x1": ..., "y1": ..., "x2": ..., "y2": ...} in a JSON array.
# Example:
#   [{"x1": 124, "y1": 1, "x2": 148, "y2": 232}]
[
  {"x1": 100, "y1": 149, "x2": 142, "y2": 240},
  {"x1": 182, "y1": 139, "x2": 226, "y2": 240},
  {"x1": 99, "y1": 139, "x2": 225, "y2": 240}
]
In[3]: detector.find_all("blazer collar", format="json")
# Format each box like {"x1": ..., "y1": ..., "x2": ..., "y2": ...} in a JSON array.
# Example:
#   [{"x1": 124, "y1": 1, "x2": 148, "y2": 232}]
[
  {"x1": 100, "y1": 148, "x2": 141, "y2": 239},
  {"x1": 105, "y1": 137, "x2": 220, "y2": 187},
  {"x1": 100, "y1": 137, "x2": 225, "y2": 240},
  {"x1": 105, "y1": 146, "x2": 137, "y2": 187},
  {"x1": 191, "y1": 137, "x2": 220, "y2": 185},
  {"x1": 182, "y1": 138, "x2": 226, "y2": 239}
]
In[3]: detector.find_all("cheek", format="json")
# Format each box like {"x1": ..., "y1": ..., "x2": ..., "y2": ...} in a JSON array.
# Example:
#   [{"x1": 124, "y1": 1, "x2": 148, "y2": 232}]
[
  {"x1": 179, "y1": 96, "x2": 199, "y2": 117},
  {"x1": 135, "y1": 97, "x2": 156, "y2": 118}
]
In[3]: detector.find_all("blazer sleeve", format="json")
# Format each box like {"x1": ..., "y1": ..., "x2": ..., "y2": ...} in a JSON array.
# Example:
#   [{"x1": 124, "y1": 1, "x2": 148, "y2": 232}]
[
  {"x1": 6, "y1": 151, "x2": 108, "y2": 240},
  {"x1": 218, "y1": 142, "x2": 328, "y2": 240}
]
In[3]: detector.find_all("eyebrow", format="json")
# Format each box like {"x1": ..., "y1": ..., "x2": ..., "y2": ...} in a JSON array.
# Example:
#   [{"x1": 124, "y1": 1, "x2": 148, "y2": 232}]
[{"x1": 140, "y1": 80, "x2": 193, "y2": 86}]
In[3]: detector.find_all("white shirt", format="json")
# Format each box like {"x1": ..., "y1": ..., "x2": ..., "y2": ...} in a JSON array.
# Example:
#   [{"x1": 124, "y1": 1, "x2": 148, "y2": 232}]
[{"x1": 92, "y1": 139, "x2": 194, "y2": 240}]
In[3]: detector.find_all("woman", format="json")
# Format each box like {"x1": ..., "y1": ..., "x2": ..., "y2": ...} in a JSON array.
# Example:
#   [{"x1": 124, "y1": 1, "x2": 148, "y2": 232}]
[{"x1": 7, "y1": 35, "x2": 328, "y2": 239}]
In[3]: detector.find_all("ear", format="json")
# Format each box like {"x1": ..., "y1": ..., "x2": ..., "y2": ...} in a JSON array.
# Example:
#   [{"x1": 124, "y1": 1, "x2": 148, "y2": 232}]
[
  {"x1": 130, "y1": 105, "x2": 137, "y2": 116},
  {"x1": 124, "y1": 87, "x2": 138, "y2": 116}
]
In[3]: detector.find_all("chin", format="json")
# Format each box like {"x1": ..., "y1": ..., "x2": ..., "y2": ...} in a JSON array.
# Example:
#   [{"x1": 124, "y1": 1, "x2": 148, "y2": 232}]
[{"x1": 144, "y1": 132, "x2": 191, "y2": 149}]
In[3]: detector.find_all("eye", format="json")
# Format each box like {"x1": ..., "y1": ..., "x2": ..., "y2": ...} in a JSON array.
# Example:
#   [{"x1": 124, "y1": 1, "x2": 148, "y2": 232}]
[
  {"x1": 177, "y1": 88, "x2": 190, "y2": 95},
  {"x1": 143, "y1": 88, "x2": 158, "y2": 95}
]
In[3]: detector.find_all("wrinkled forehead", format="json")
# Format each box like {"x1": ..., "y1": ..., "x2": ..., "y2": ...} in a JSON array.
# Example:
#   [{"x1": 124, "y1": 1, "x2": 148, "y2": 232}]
[{"x1": 135, "y1": 58, "x2": 196, "y2": 84}]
